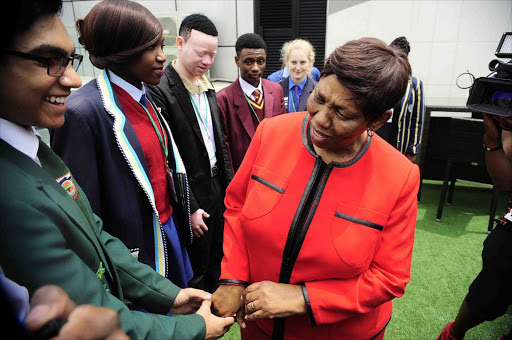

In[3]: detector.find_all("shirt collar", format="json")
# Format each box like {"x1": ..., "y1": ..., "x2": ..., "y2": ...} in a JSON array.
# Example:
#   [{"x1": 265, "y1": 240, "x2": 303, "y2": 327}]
[
  {"x1": 239, "y1": 77, "x2": 263, "y2": 98},
  {"x1": 289, "y1": 76, "x2": 308, "y2": 91},
  {"x1": 282, "y1": 66, "x2": 289, "y2": 78},
  {"x1": 107, "y1": 69, "x2": 146, "y2": 102},
  {"x1": 0, "y1": 117, "x2": 41, "y2": 165},
  {"x1": 172, "y1": 59, "x2": 214, "y2": 95}
]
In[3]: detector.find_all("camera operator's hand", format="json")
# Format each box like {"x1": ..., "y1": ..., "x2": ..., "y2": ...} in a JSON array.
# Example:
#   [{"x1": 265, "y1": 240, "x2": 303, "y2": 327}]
[
  {"x1": 483, "y1": 113, "x2": 512, "y2": 191},
  {"x1": 483, "y1": 113, "x2": 503, "y2": 148}
]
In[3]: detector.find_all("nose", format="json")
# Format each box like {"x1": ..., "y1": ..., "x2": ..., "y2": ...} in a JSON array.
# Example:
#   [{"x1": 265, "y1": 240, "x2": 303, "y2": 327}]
[
  {"x1": 157, "y1": 46, "x2": 167, "y2": 63},
  {"x1": 251, "y1": 62, "x2": 260, "y2": 72},
  {"x1": 312, "y1": 105, "x2": 331, "y2": 129},
  {"x1": 202, "y1": 55, "x2": 214, "y2": 66},
  {"x1": 59, "y1": 63, "x2": 82, "y2": 89}
]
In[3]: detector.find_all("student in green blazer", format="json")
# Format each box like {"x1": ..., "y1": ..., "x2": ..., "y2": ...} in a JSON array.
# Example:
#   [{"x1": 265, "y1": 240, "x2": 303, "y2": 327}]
[{"x1": 0, "y1": 0, "x2": 233, "y2": 339}]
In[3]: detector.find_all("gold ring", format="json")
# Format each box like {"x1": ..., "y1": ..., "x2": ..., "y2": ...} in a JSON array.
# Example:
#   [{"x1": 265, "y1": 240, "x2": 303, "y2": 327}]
[{"x1": 250, "y1": 301, "x2": 255, "y2": 312}]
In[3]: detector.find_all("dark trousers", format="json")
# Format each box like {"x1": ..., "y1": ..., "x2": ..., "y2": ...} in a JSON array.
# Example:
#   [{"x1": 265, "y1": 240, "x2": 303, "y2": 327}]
[
  {"x1": 186, "y1": 174, "x2": 225, "y2": 293},
  {"x1": 465, "y1": 220, "x2": 512, "y2": 321}
]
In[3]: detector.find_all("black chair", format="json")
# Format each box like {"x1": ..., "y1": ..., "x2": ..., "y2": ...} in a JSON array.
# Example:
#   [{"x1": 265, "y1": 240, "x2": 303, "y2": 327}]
[{"x1": 435, "y1": 117, "x2": 499, "y2": 232}]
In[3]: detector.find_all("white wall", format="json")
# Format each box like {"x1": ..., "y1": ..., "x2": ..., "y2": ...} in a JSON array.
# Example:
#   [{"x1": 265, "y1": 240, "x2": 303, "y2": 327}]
[
  {"x1": 326, "y1": 0, "x2": 512, "y2": 106},
  {"x1": 61, "y1": 0, "x2": 254, "y2": 84},
  {"x1": 63, "y1": 0, "x2": 512, "y2": 107}
]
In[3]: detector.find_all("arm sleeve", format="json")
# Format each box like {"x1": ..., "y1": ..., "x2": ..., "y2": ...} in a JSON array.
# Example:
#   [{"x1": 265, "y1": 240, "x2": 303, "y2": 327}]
[
  {"x1": 406, "y1": 79, "x2": 424, "y2": 155},
  {"x1": 212, "y1": 92, "x2": 234, "y2": 184},
  {"x1": 0, "y1": 198, "x2": 206, "y2": 340},
  {"x1": 216, "y1": 91, "x2": 235, "y2": 174},
  {"x1": 220, "y1": 119, "x2": 268, "y2": 284},
  {"x1": 303, "y1": 164, "x2": 420, "y2": 326},
  {"x1": 95, "y1": 214, "x2": 180, "y2": 311}
]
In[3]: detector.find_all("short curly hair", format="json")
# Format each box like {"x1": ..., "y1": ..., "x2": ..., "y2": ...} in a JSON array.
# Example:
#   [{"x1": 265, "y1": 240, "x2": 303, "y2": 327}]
[
  {"x1": 235, "y1": 33, "x2": 267, "y2": 56},
  {"x1": 179, "y1": 14, "x2": 218, "y2": 41}
]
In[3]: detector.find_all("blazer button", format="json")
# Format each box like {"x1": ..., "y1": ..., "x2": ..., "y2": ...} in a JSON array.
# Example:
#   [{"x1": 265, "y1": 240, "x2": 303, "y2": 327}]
[{"x1": 203, "y1": 152, "x2": 207, "y2": 157}]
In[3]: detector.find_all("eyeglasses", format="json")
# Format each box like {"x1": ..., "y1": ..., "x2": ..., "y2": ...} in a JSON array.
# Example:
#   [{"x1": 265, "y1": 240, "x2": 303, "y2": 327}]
[{"x1": 4, "y1": 50, "x2": 83, "y2": 77}]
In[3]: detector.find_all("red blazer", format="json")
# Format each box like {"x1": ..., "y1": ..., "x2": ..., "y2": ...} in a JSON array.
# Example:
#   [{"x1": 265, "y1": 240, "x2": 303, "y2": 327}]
[
  {"x1": 221, "y1": 112, "x2": 419, "y2": 339},
  {"x1": 217, "y1": 78, "x2": 285, "y2": 173}
]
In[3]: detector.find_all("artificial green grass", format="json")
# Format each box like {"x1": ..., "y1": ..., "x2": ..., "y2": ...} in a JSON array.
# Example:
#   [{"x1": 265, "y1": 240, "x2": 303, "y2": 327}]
[{"x1": 220, "y1": 180, "x2": 512, "y2": 339}]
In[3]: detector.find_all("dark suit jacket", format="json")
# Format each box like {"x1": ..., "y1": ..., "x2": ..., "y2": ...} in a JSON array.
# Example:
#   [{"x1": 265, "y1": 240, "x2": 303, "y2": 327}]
[
  {"x1": 0, "y1": 140, "x2": 206, "y2": 339},
  {"x1": 280, "y1": 76, "x2": 317, "y2": 113},
  {"x1": 148, "y1": 65, "x2": 232, "y2": 213},
  {"x1": 216, "y1": 78, "x2": 285, "y2": 173}
]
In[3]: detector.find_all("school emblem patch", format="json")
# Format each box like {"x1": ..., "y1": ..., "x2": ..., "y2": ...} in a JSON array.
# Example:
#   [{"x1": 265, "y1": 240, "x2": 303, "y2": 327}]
[{"x1": 56, "y1": 172, "x2": 79, "y2": 201}]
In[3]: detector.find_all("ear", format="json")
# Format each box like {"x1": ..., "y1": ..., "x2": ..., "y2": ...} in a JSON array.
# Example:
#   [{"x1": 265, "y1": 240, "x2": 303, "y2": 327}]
[
  {"x1": 235, "y1": 55, "x2": 240, "y2": 67},
  {"x1": 176, "y1": 36, "x2": 184, "y2": 50},
  {"x1": 368, "y1": 110, "x2": 392, "y2": 131}
]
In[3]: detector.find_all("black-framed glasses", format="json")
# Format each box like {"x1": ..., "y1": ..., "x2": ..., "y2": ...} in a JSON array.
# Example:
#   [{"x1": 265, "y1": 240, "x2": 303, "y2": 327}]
[{"x1": 4, "y1": 50, "x2": 83, "y2": 77}]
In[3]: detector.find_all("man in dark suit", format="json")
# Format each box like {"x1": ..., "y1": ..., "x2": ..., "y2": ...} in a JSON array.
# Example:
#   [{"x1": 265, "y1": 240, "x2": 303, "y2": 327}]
[
  {"x1": 149, "y1": 14, "x2": 232, "y2": 294},
  {"x1": 217, "y1": 33, "x2": 286, "y2": 174},
  {"x1": 0, "y1": 1, "x2": 233, "y2": 338}
]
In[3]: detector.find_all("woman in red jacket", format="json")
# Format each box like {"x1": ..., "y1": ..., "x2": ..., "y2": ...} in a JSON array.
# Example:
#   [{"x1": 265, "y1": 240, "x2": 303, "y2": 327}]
[{"x1": 212, "y1": 37, "x2": 419, "y2": 340}]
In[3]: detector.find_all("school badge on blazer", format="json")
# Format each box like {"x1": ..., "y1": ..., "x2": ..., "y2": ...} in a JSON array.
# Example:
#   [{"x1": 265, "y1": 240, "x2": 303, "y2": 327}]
[{"x1": 56, "y1": 171, "x2": 79, "y2": 201}]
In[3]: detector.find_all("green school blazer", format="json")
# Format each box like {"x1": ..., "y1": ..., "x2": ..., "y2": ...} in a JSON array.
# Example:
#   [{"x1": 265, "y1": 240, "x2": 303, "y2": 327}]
[{"x1": 0, "y1": 140, "x2": 206, "y2": 339}]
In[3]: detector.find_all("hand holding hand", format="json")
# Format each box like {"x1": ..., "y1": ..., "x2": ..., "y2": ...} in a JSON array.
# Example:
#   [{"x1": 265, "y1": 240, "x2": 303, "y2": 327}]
[
  {"x1": 171, "y1": 288, "x2": 212, "y2": 315},
  {"x1": 191, "y1": 209, "x2": 210, "y2": 238},
  {"x1": 196, "y1": 299, "x2": 234, "y2": 339},
  {"x1": 242, "y1": 281, "x2": 306, "y2": 321},
  {"x1": 212, "y1": 285, "x2": 246, "y2": 327}
]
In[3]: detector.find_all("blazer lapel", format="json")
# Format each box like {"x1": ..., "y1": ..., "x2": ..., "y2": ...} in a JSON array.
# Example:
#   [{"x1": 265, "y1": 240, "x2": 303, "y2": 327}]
[
  {"x1": 298, "y1": 78, "x2": 314, "y2": 112},
  {"x1": 40, "y1": 183, "x2": 104, "y2": 251},
  {"x1": 207, "y1": 90, "x2": 224, "y2": 144},
  {"x1": 40, "y1": 181, "x2": 119, "y2": 293},
  {"x1": 233, "y1": 80, "x2": 256, "y2": 138},
  {"x1": 2, "y1": 142, "x2": 117, "y2": 288}
]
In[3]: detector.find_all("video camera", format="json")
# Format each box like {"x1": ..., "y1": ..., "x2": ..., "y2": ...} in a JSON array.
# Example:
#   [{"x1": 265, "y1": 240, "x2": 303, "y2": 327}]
[{"x1": 467, "y1": 32, "x2": 512, "y2": 117}]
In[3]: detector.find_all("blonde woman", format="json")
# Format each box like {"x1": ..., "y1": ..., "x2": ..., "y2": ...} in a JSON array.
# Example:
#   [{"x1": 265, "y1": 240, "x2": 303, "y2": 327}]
[
  {"x1": 267, "y1": 40, "x2": 320, "y2": 83},
  {"x1": 279, "y1": 39, "x2": 317, "y2": 113}
]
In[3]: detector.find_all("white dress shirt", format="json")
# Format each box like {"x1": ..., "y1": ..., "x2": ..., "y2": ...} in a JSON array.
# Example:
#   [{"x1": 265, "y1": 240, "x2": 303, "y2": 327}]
[{"x1": 0, "y1": 117, "x2": 41, "y2": 166}]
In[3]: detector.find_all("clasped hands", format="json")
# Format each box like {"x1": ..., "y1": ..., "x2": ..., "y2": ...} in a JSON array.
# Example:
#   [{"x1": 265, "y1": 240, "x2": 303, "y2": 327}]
[
  {"x1": 211, "y1": 281, "x2": 307, "y2": 328},
  {"x1": 171, "y1": 288, "x2": 234, "y2": 340}
]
